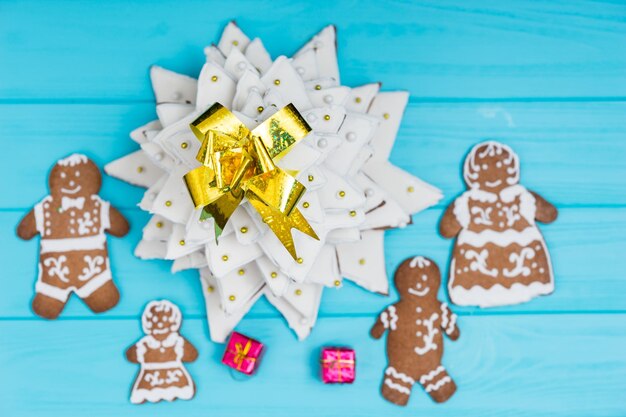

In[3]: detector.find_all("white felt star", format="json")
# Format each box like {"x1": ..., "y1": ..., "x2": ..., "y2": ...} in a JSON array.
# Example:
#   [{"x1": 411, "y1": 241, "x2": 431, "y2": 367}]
[{"x1": 106, "y1": 22, "x2": 442, "y2": 342}]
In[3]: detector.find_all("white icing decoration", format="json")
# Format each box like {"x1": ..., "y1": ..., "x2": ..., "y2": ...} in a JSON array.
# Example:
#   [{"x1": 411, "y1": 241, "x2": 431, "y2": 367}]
[
  {"x1": 57, "y1": 154, "x2": 88, "y2": 167},
  {"x1": 470, "y1": 206, "x2": 493, "y2": 225},
  {"x1": 61, "y1": 196, "x2": 85, "y2": 211},
  {"x1": 503, "y1": 247, "x2": 535, "y2": 278},
  {"x1": 409, "y1": 256, "x2": 431, "y2": 268},
  {"x1": 419, "y1": 365, "x2": 444, "y2": 384},
  {"x1": 414, "y1": 313, "x2": 439, "y2": 356},
  {"x1": 77, "y1": 212, "x2": 95, "y2": 235},
  {"x1": 464, "y1": 249, "x2": 498, "y2": 277},
  {"x1": 457, "y1": 226, "x2": 543, "y2": 247},
  {"x1": 385, "y1": 366, "x2": 415, "y2": 384},
  {"x1": 387, "y1": 305, "x2": 398, "y2": 331},
  {"x1": 381, "y1": 311, "x2": 389, "y2": 329},
  {"x1": 384, "y1": 378, "x2": 411, "y2": 394},
  {"x1": 449, "y1": 280, "x2": 554, "y2": 307},
  {"x1": 78, "y1": 255, "x2": 105, "y2": 281},
  {"x1": 43, "y1": 256, "x2": 70, "y2": 282},
  {"x1": 501, "y1": 204, "x2": 521, "y2": 227},
  {"x1": 40, "y1": 235, "x2": 107, "y2": 253},
  {"x1": 408, "y1": 286, "x2": 430, "y2": 297},
  {"x1": 425, "y1": 376, "x2": 451, "y2": 393}
]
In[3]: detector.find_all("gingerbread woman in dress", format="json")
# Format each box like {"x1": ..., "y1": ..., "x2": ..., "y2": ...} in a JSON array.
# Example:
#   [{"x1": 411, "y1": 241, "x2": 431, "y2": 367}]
[
  {"x1": 17, "y1": 154, "x2": 129, "y2": 319},
  {"x1": 440, "y1": 141, "x2": 558, "y2": 307},
  {"x1": 371, "y1": 256, "x2": 460, "y2": 406},
  {"x1": 126, "y1": 300, "x2": 198, "y2": 404}
]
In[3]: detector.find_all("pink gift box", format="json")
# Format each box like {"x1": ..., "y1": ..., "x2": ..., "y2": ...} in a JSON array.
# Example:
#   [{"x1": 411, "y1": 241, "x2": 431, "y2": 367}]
[
  {"x1": 321, "y1": 347, "x2": 356, "y2": 384},
  {"x1": 222, "y1": 332, "x2": 264, "y2": 375}
]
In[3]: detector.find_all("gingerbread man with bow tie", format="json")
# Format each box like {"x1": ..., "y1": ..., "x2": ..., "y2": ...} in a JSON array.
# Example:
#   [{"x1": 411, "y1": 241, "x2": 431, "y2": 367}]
[{"x1": 17, "y1": 154, "x2": 129, "y2": 319}]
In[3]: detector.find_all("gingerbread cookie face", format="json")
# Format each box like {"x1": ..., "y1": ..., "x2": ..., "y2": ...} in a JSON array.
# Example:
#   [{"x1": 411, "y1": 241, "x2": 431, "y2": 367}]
[
  {"x1": 126, "y1": 300, "x2": 198, "y2": 404},
  {"x1": 142, "y1": 299, "x2": 182, "y2": 339},
  {"x1": 49, "y1": 154, "x2": 102, "y2": 200},
  {"x1": 371, "y1": 257, "x2": 460, "y2": 406},
  {"x1": 464, "y1": 141, "x2": 519, "y2": 193},
  {"x1": 394, "y1": 256, "x2": 441, "y2": 300},
  {"x1": 16, "y1": 154, "x2": 129, "y2": 319},
  {"x1": 440, "y1": 141, "x2": 558, "y2": 307}
]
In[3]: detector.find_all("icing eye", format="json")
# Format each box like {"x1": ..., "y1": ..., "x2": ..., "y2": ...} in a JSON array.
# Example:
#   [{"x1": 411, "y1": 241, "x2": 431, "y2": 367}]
[
  {"x1": 482, "y1": 164, "x2": 488, "y2": 170},
  {"x1": 75, "y1": 171, "x2": 80, "y2": 177},
  {"x1": 496, "y1": 162, "x2": 502, "y2": 168},
  {"x1": 422, "y1": 275, "x2": 427, "y2": 281},
  {"x1": 152, "y1": 316, "x2": 158, "y2": 322},
  {"x1": 60, "y1": 172, "x2": 67, "y2": 179}
]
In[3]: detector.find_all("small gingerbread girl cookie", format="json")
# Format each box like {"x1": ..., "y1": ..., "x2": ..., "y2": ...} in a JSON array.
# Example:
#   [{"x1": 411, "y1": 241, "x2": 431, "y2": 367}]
[
  {"x1": 371, "y1": 256, "x2": 460, "y2": 406},
  {"x1": 439, "y1": 141, "x2": 558, "y2": 307},
  {"x1": 16, "y1": 154, "x2": 129, "y2": 319},
  {"x1": 126, "y1": 300, "x2": 198, "y2": 404}
]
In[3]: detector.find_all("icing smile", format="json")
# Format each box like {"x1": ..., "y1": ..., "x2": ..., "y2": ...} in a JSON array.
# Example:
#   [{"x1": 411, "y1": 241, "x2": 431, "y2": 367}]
[
  {"x1": 408, "y1": 287, "x2": 430, "y2": 297},
  {"x1": 61, "y1": 185, "x2": 82, "y2": 194},
  {"x1": 485, "y1": 180, "x2": 502, "y2": 188},
  {"x1": 152, "y1": 327, "x2": 169, "y2": 335}
]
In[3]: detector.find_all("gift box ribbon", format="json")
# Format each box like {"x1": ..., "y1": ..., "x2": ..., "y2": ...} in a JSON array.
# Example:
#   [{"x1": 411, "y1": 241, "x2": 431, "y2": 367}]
[
  {"x1": 231, "y1": 340, "x2": 255, "y2": 371},
  {"x1": 322, "y1": 349, "x2": 355, "y2": 382},
  {"x1": 184, "y1": 103, "x2": 319, "y2": 260}
]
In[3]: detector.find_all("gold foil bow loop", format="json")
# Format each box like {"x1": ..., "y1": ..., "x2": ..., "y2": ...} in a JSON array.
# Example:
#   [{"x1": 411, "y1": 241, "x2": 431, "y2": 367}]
[{"x1": 184, "y1": 103, "x2": 319, "y2": 260}]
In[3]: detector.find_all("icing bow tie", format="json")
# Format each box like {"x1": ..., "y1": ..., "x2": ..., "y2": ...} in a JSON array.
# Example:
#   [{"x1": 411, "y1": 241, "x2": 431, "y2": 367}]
[
  {"x1": 184, "y1": 103, "x2": 319, "y2": 260},
  {"x1": 61, "y1": 196, "x2": 85, "y2": 211}
]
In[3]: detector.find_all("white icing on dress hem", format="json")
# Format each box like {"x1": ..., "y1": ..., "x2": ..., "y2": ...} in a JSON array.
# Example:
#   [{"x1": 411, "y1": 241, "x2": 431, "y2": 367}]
[
  {"x1": 449, "y1": 281, "x2": 554, "y2": 307},
  {"x1": 130, "y1": 385, "x2": 194, "y2": 404}
]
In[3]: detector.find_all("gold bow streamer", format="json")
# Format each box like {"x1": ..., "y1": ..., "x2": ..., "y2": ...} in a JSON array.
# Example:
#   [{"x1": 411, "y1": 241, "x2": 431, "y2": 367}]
[
  {"x1": 184, "y1": 102, "x2": 319, "y2": 260},
  {"x1": 231, "y1": 340, "x2": 254, "y2": 370}
]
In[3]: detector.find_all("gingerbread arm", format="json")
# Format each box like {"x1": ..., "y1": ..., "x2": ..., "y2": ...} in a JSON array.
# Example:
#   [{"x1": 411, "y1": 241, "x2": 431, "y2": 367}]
[
  {"x1": 16, "y1": 209, "x2": 39, "y2": 240},
  {"x1": 440, "y1": 302, "x2": 460, "y2": 341},
  {"x1": 125, "y1": 344, "x2": 139, "y2": 363},
  {"x1": 439, "y1": 202, "x2": 462, "y2": 239},
  {"x1": 371, "y1": 305, "x2": 397, "y2": 339},
  {"x1": 370, "y1": 313, "x2": 387, "y2": 340},
  {"x1": 107, "y1": 205, "x2": 130, "y2": 237},
  {"x1": 181, "y1": 337, "x2": 199, "y2": 362},
  {"x1": 530, "y1": 190, "x2": 558, "y2": 224}
]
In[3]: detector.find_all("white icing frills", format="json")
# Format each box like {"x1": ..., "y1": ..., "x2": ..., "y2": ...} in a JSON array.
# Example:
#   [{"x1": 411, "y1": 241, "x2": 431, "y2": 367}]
[
  {"x1": 57, "y1": 153, "x2": 88, "y2": 167},
  {"x1": 106, "y1": 22, "x2": 442, "y2": 342}
]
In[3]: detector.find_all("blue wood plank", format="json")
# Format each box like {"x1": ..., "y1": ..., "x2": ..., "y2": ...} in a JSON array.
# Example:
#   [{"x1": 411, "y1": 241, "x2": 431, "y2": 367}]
[
  {"x1": 1, "y1": 315, "x2": 625, "y2": 417},
  {"x1": 1, "y1": 102, "x2": 625, "y2": 209},
  {"x1": 1, "y1": 1, "x2": 626, "y2": 100},
  {"x1": 2, "y1": 206, "x2": 624, "y2": 318}
]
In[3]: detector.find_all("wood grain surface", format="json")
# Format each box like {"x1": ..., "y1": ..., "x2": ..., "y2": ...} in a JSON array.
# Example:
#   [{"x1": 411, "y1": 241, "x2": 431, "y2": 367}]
[{"x1": 1, "y1": 1, "x2": 625, "y2": 416}]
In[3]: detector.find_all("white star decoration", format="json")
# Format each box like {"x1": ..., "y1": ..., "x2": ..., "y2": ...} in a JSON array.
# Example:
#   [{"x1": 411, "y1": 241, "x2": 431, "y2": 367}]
[{"x1": 106, "y1": 22, "x2": 442, "y2": 342}]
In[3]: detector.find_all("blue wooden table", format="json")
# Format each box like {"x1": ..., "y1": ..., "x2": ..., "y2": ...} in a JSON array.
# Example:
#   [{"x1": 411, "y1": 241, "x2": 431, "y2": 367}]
[{"x1": 1, "y1": 1, "x2": 626, "y2": 416}]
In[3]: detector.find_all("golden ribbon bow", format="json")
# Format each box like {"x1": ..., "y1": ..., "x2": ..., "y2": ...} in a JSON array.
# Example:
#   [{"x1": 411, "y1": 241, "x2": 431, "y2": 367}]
[
  {"x1": 232, "y1": 340, "x2": 254, "y2": 370},
  {"x1": 184, "y1": 102, "x2": 319, "y2": 260}
]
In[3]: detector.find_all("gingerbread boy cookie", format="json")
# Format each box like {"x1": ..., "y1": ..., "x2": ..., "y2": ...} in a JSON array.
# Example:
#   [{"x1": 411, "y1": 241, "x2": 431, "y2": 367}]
[
  {"x1": 126, "y1": 300, "x2": 198, "y2": 404},
  {"x1": 371, "y1": 256, "x2": 460, "y2": 406},
  {"x1": 16, "y1": 154, "x2": 129, "y2": 319},
  {"x1": 439, "y1": 141, "x2": 558, "y2": 307}
]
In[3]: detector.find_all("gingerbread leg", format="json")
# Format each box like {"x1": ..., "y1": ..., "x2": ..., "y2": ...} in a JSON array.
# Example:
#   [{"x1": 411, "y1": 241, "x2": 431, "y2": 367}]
[
  {"x1": 81, "y1": 280, "x2": 120, "y2": 313},
  {"x1": 32, "y1": 292, "x2": 67, "y2": 319},
  {"x1": 381, "y1": 366, "x2": 414, "y2": 406},
  {"x1": 418, "y1": 365, "x2": 456, "y2": 403}
]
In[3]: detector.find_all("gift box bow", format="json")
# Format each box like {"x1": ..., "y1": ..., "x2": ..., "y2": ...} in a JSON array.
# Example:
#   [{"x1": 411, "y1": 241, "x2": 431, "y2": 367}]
[
  {"x1": 184, "y1": 103, "x2": 319, "y2": 260},
  {"x1": 230, "y1": 339, "x2": 256, "y2": 370},
  {"x1": 322, "y1": 349, "x2": 356, "y2": 382}
]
